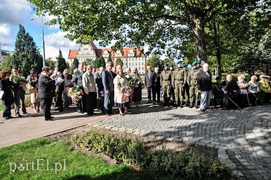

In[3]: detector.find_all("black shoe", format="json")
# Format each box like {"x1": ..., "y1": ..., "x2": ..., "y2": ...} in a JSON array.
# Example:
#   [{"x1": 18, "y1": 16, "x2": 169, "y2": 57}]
[
  {"x1": 54, "y1": 107, "x2": 60, "y2": 110},
  {"x1": 180, "y1": 102, "x2": 184, "y2": 108},
  {"x1": 8, "y1": 116, "x2": 13, "y2": 119},
  {"x1": 16, "y1": 115, "x2": 23, "y2": 118},
  {"x1": 106, "y1": 113, "x2": 111, "y2": 116},
  {"x1": 189, "y1": 104, "x2": 194, "y2": 108},
  {"x1": 148, "y1": 100, "x2": 152, "y2": 103},
  {"x1": 200, "y1": 109, "x2": 206, "y2": 112},
  {"x1": 120, "y1": 113, "x2": 125, "y2": 116},
  {"x1": 23, "y1": 112, "x2": 29, "y2": 115}
]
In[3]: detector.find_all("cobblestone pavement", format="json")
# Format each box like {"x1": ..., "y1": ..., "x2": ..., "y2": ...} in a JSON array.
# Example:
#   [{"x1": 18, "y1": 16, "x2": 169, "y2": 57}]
[{"x1": 92, "y1": 102, "x2": 271, "y2": 180}]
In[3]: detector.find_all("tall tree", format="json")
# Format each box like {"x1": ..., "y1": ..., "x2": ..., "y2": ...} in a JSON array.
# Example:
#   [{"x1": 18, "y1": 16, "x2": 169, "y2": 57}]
[
  {"x1": 29, "y1": 0, "x2": 258, "y2": 63},
  {"x1": 115, "y1": 58, "x2": 123, "y2": 67},
  {"x1": 9, "y1": 24, "x2": 43, "y2": 77},
  {"x1": 93, "y1": 57, "x2": 106, "y2": 68},
  {"x1": 57, "y1": 49, "x2": 67, "y2": 73},
  {"x1": 73, "y1": 58, "x2": 79, "y2": 69}
]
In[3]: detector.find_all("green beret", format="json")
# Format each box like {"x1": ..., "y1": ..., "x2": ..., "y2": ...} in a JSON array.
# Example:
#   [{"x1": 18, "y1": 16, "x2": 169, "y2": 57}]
[
  {"x1": 192, "y1": 61, "x2": 197, "y2": 66},
  {"x1": 197, "y1": 60, "x2": 201, "y2": 64},
  {"x1": 182, "y1": 63, "x2": 187, "y2": 67},
  {"x1": 177, "y1": 61, "x2": 182, "y2": 65},
  {"x1": 170, "y1": 64, "x2": 174, "y2": 67},
  {"x1": 164, "y1": 64, "x2": 169, "y2": 67}
]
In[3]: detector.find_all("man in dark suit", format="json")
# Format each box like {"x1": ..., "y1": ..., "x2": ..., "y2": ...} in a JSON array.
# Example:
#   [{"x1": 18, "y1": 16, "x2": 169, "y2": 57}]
[
  {"x1": 102, "y1": 61, "x2": 114, "y2": 115},
  {"x1": 197, "y1": 63, "x2": 212, "y2": 112},
  {"x1": 38, "y1": 66, "x2": 56, "y2": 121},
  {"x1": 145, "y1": 66, "x2": 154, "y2": 103},
  {"x1": 152, "y1": 67, "x2": 161, "y2": 104},
  {"x1": 72, "y1": 63, "x2": 86, "y2": 113}
]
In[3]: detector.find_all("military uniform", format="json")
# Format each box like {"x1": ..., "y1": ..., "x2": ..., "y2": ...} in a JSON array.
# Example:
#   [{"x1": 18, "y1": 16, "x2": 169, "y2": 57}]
[
  {"x1": 169, "y1": 65, "x2": 175, "y2": 103},
  {"x1": 160, "y1": 67, "x2": 172, "y2": 105},
  {"x1": 172, "y1": 65, "x2": 186, "y2": 107},
  {"x1": 188, "y1": 61, "x2": 200, "y2": 108}
]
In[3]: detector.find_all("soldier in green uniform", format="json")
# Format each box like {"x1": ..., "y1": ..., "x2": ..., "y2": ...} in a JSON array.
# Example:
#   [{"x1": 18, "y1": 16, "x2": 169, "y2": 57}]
[
  {"x1": 188, "y1": 61, "x2": 200, "y2": 108},
  {"x1": 160, "y1": 64, "x2": 172, "y2": 106},
  {"x1": 172, "y1": 61, "x2": 186, "y2": 108},
  {"x1": 169, "y1": 64, "x2": 175, "y2": 104}
]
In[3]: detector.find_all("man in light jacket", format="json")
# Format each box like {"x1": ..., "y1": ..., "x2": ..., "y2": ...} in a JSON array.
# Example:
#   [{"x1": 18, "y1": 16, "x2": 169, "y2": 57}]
[{"x1": 82, "y1": 65, "x2": 97, "y2": 116}]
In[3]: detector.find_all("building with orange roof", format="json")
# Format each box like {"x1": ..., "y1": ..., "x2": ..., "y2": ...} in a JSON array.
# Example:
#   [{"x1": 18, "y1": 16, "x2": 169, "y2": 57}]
[{"x1": 68, "y1": 42, "x2": 147, "y2": 74}]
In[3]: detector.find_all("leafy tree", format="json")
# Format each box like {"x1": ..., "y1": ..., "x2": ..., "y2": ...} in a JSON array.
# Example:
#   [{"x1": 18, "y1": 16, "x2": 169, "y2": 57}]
[
  {"x1": 115, "y1": 58, "x2": 123, "y2": 67},
  {"x1": 73, "y1": 58, "x2": 79, "y2": 69},
  {"x1": 29, "y1": 0, "x2": 258, "y2": 63},
  {"x1": 145, "y1": 54, "x2": 163, "y2": 71},
  {"x1": 69, "y1": 63, "x2": 75, "y2": 74},
  {"x1": 57, "y1": 49, "x2": 67, "y2": 73},
  {"x1": 46, "y1": 59, "x2": 55, "y2": 70},
  {"x1": 9, "y1": 24, "x2": 43, "y2": 77},
  {"x1": 93, "y1": 57, "x2": 106, "y2": 68},
  {"x1": 82, "y1": 58, "x2": 94, "y2": 66},
  {"x1": 0, "y1": 56, "x2": 11, "y2": 72}
]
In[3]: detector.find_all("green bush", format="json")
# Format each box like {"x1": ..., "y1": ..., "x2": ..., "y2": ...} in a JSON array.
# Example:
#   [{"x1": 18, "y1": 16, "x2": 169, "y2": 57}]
[{"x1": 71, "y1": 131, "x2": 236, "y2": 179}]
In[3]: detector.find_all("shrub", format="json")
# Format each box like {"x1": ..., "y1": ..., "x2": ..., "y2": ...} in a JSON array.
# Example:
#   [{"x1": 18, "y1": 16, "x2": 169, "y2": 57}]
[{"x1": 71, "y1": 130, "x2": 236, "y2": 179}]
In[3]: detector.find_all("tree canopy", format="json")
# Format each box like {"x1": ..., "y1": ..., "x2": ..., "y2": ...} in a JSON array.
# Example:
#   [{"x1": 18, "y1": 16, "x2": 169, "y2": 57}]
[
  {"x1": 9, "y1": 24, "x2": 43, "y2": 77},
  {"x1": 57, "y1": 49, "x2": 67, "y2": 73},
  {"x1": 29, "y1": 0, "x2": 259, "y2": 63}
]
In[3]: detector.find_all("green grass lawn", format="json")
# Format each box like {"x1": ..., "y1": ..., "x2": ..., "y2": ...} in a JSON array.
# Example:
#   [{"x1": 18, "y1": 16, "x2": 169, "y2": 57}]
[{"x1": 0, "y1": 138, "x2": 175, "y2": 180}]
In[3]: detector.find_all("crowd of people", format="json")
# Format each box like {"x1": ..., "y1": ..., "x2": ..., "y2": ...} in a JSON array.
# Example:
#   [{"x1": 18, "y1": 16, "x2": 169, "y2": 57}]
[
  {"x1": 1, "y1": 60, "x2": 271, "y2": 120},
  {"x1": 146, "y1": 60, "x2": 271, "y2": 112}
]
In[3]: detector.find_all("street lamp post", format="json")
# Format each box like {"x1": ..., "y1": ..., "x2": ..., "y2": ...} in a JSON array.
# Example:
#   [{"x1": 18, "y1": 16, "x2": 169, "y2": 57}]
[
  {"x1": 41, "y1": 17, "x2": 46, "y2": 67},
  {"x1": 31, "y1": 16, "x2": 46, "y2": 67}
]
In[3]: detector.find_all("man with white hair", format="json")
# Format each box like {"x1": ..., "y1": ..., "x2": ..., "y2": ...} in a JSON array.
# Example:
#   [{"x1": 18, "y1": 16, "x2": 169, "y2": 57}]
[
  {"x1": 145, "y1": 66, "x2": 154, "y2": 103},
  {"x1": 248, "y1": 75, "x2": 260, "y2": 105},
  {"x1": 197, "y1": 63, "x2": 212, "y2": 112}
]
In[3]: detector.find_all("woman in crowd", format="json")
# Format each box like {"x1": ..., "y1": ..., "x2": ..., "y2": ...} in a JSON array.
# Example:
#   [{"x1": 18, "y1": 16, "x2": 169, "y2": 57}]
[
  {"x1": 237, "y1": 75, "x2": 249, "y2": 108},
  {"x1": 248, "y1": 75, "x2": 260, "y2": 105},
  {"x1": 113, "y1": 69, "x2": 130, "y2": 115},
  {"x1": 27, "y1": 69, "x2": 41, "y2": 113},
  {"x1": 1, "y1": 71, "x2": 14, "y2": 120},
  {"x1": 131, "y1": 67, "x2": 142, "y2": 107},
  {"x1": 63, "y1": 69, "x2": 72, "y2": 108},
  {"x1": 258, "y1": 75, "x2": 271, "y2": 104}
]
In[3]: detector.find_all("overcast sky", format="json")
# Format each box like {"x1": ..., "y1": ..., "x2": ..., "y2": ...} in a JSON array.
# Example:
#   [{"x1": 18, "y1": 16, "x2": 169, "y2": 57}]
[{"x1": 0, "y1": 0, "x2": 80, "y2": 60}]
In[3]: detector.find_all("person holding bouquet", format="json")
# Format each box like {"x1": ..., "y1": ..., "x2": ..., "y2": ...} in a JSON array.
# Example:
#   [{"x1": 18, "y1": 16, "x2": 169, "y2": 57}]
[
  {"x1": 27, "y1": 69, "x2": 41, "y2": 113},
  {"x1": 10, "y1": 67, "x2": 28, "y2": 117},
  {"x1": 114, "y1": 69, "x2": 130, "y2": 115}
]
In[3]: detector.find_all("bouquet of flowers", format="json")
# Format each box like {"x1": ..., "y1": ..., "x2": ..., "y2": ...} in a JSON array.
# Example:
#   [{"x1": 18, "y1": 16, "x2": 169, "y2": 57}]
[
  {"x1": 11, "y1": 75, "x2": 28, "y2": 84},
  {"x1": 67, "y1": 87, "x2": 84, "y2": 103},
  {"x1": 125, "y1": 74, "x2": 137, "y2": 89}
]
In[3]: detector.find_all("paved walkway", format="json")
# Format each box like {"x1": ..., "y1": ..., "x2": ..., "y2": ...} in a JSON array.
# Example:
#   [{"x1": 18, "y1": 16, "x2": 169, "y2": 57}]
[
  {"x1": 1, "y1": 96, "x2": 271, "y2": 179},
  {"x1": 0, "y1": 106, "x2": 118, "y2": 148},
  {"x1": 92, "y1": 103, "x2": 271, "y2": 180}
]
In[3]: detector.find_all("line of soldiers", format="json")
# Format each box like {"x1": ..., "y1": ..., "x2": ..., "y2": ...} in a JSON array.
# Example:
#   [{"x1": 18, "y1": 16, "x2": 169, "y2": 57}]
[{"x1": 160, "y1": 60, "x2": 201, "y2": 108}]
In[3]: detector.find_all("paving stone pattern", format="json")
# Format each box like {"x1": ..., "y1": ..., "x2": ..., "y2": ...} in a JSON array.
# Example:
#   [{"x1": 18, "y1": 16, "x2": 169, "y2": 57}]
[{"x1": 93, "y1": 103, "x2": 271, "y2": 180}]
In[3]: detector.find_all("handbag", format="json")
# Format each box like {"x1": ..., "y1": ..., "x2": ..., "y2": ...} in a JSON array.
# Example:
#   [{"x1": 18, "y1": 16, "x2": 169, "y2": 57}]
[
  {"x1": 0, "y1": 90, "x2": 4, "y2": 100},
  {"x1": 29, "y1": 88, "x2": 38, "y2": 94}
]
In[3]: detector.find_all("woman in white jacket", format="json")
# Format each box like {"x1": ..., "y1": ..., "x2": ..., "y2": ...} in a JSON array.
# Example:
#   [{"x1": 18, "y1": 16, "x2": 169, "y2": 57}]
[{"x1": 114, "y1": 69, "x2": 130, "y2": 115}]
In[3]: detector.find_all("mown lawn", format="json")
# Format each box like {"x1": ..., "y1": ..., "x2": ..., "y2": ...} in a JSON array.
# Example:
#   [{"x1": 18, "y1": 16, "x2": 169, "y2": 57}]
[{"x1": 0, "y1": 138, "x2": 175, "y2": 180}]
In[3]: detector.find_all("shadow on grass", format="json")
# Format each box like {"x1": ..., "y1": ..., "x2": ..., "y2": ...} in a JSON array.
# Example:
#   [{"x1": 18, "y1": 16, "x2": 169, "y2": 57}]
[{"x1": 64, "y1": 167, "x2": 171, "y2": 180}]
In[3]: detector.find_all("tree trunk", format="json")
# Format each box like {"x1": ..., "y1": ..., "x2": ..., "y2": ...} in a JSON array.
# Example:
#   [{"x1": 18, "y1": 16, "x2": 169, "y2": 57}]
[
  {"x1": 192, "y1": 18, "x2": 207, "y2": 63},
  {"x1": 213, "y1": 18, "x2": 222, "y2": 77}
]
